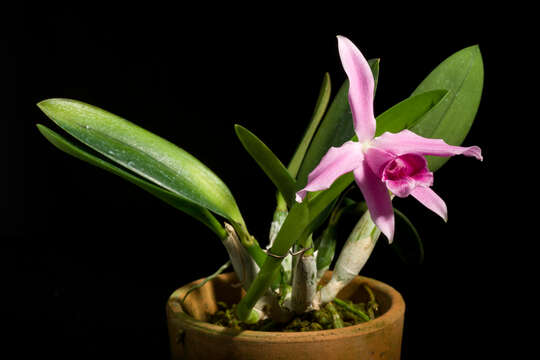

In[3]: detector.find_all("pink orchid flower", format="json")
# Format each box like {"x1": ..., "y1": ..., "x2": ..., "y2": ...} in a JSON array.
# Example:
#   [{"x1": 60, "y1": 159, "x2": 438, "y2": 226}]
[{"x1": 296, "y1": 36, "x2": 482, "y2": 242}]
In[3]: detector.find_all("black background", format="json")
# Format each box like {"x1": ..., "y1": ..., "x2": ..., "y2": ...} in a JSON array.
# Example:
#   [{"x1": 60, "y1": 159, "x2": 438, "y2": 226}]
[{"x1": 5, "y1": 3, "x2": 511, "y2": 359}]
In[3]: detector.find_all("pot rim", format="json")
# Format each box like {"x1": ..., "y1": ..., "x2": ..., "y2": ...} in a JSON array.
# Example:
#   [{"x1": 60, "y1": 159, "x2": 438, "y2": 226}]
[{"x1": 167, "y1": 272, "x2": 405, "y2": 342}]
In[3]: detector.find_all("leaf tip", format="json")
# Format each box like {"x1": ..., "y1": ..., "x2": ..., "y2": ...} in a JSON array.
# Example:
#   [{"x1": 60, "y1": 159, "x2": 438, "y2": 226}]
[
  {"x1": 36, "y1": 99, "x2": 49, "y2": 111},
  {"x1": 233, "y1": 123, "x2": 245, "y2": 135},
  {"x1": 35, "y1": 123, "x2": 47, "y2": 138},
  {"x1": 36, "y1": 98, "x2": 66, "y2": 118}
]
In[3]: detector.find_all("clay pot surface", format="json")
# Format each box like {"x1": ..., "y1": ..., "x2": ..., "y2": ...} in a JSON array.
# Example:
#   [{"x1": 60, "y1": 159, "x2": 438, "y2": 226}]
[{"x1": 166, "y1": 272, "x2": 405, "y2": 360}]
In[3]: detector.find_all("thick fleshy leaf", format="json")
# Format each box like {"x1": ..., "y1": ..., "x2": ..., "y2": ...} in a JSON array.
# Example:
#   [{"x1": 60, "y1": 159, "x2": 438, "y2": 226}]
[
  {"x1": 410, "y1": 45, "x2": 484, "y2": 171},
  {"x1": 287, "y1": 72, "x2": 331, "y2": 178},
  {"x1": 295, "y1": 59, "x2": 380, "y2": 189},
  {"x1": 37, "y1": 124, "x2": 227, "y2": 239},
  {"x1": 305, "y1": 172, "x2": 354, "y2": 229},
  {"x1": 271, "y1": 202, "x2": 311, "y2": 256},
  {"x1": 272, "y1": 73, "x2": 332, "y2": 214},
  {"x1": 370, "y1": 58, "x2": 380, "y2": 94},
  {"x1": 337, "y1": 35, "x2": 375, "y2": 142},
  {"x1": 315, "y1": 224, "x2": 337, "y2": 274},
  {"x1": 234, "y1": 125, "x2": 297, "y2": 207},
  {"x1": 375, "y1": 90, "x2": 448, "y2": 136},
  {"x1": 37, "y1": 99, "x2": 244, "y2": 224}
]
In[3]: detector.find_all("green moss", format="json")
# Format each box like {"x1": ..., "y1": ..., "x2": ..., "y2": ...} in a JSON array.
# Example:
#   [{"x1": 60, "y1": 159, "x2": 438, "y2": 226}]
[{"x1": 209, "y1": 294, "x2": 379, "y2": 332}]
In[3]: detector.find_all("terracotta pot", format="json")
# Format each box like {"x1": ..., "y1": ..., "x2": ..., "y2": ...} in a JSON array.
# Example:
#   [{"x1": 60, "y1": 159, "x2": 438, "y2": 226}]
[{"x1": 166, "y1": 272, "x2": 405, "y2": 360}]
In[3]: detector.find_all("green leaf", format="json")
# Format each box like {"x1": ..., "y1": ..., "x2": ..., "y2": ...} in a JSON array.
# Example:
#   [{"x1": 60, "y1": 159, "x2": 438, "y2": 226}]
[
  {"x1": 391, "y1": 208, "x2": 424, "y2": 264},
  {"x1": 296, "y1": 59, "x2": 380, "y2": 188},
  {"x1": 37, "y1": 98, "x2": 244, "y2": 225},
  {"x1": 375, "y1": 90, "x2": 448, "y2": 136},
  {"x1": 271, "y1": 72, "x2": 331, "y2": 227},
  {"x1": 37, "y1": 124, "x2": 227, "y2": 239},
  {"x1": 287, "y1": 72, "x2": 331, "y2": 178},
  {"x1": 306, "y1": 173, "x2": 354, "y2": 229},
  {"x1": 271, "y1": 202, "x2": 311, "y2": 256},
  {"x1": 410, "y1": 45, "x2": 484, "y2": 171},
  {"x1": 369, "y1": 58, "x2": 380, "y2": 94},
  {"x1": 315, "y1": 225, "x2": 337, "y2": 274},
  {"x1": 234, "y1": 124, "x2": 297, "y2": 208}
]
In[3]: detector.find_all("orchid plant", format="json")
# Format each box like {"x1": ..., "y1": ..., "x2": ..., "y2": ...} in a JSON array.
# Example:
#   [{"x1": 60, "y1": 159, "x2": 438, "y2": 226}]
[{"x1": 36, "y1": 36, "x2": 483, "y2": 327}]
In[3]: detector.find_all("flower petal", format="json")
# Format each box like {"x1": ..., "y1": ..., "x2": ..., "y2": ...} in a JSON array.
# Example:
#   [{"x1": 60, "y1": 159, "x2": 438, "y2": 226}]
[
  {"x1": 337, "y1": 35, "x2": 376, "y2": 143},
  {"x1": 353, "y1": 162, "x2": 394, "y2": 242},
  {"x1": 296, "y1": 141, "x2": 363, "y2": 202},
  {"x1": 364, "y1": 147, "x2": 395, "y2": 178},
  {"x1": 410, "y1": 186, "x2": 448, "y2": 222},
  {"x1": 386, "y1": 178, "x2": 416, "y2": 198},
  {"x1": 372, "y1": 130, "x2": 483, "y2": 160},
  {"x1": 411, "y1": 170, "x2": 434, "y2": 188}
]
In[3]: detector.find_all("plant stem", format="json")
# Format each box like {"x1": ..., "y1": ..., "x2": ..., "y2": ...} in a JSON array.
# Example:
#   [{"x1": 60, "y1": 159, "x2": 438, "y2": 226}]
[
  {"x1": 297, "y1": 233, "x2": 314, "y2": 256},
  {"x1": 233, "y1": 222, "x2": 267, "y2": 268},
  {"x1": 268, "y1": 195, "x2": 293, "y2": 294},
  {"x1": 237, "y1": 258, "x2": 282, "y2": 323},
  {"x1": 237, "y1": 202, "x2": 310, "y2": 323},
  {"x1": 319, "y1": 210, "x2": 381, "y2": 304},
  {"x1": 290, "y1": 253, "x2": 318, "y2": 313},
  {"x1": 333, "y1": 298, "x2": 370, "y2": 322},
  {"x1": 223, "y1": 223, "x2": 259, "y2": 289},
  {"x1": 208, "y1": 215, "x2": 228, "y2": 240}
]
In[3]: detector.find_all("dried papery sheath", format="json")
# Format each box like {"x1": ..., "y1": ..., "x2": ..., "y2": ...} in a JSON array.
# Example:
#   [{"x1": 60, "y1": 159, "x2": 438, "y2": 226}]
[
  {"x1": 290, "y1": 254, "x2": 318, "y2": 313},
  {"x1": 253, "y1": 290, "x2": 293, "y2": 323},
  {"x1": 319, "y1": 211, "x2": 381, "y2": 304},
  {"x1": 223, "y1": 223, "x2": 259, "y2": 289},
  {"x1": 269, "y1": 209, "x2": 287, "y2": 247},
  {"x1": 224, "y1": 225, "x2": 287, "y2": 321}
]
